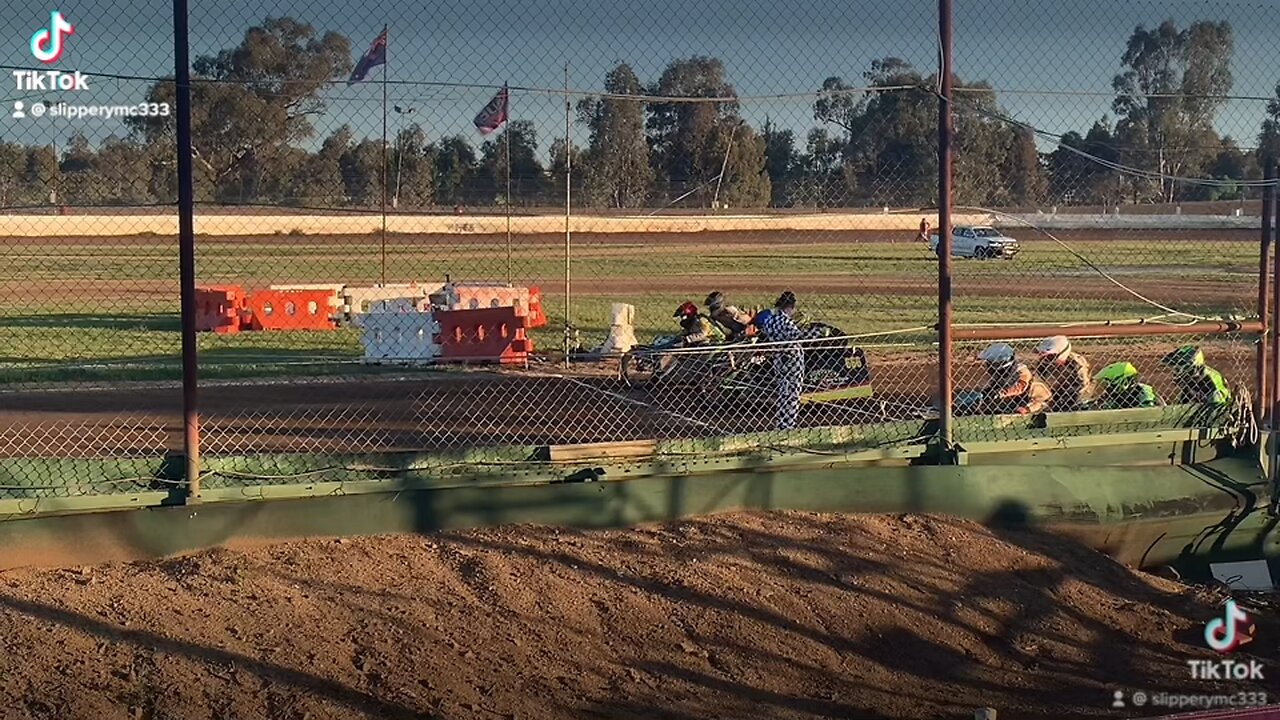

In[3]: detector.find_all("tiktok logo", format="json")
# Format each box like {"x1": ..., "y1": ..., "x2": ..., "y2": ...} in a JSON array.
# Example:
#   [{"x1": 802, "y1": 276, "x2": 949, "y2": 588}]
[
  {"x1": 29, "y1": 11, "x2": 74, "y2": 64},
  {"x1": 1204, "y1": 598, "x2": 1256, "y2": 653}
]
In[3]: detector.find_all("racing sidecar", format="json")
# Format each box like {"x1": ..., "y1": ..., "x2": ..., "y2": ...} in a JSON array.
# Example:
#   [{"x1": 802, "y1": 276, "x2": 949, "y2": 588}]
[{"x1": 620, "y1": 322, "x2": 873, "y2": 403}]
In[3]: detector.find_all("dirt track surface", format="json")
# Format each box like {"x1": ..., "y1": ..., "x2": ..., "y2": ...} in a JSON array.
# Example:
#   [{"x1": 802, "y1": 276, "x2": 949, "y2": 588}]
[
  {"x1": 0, "y1": 511, "x2": 1271, "y2": 720},
  {"x1": 0, "y1": 339, "x2": 1253, "y2": 457},
  {"x1": 0, "y1": 373, "x2": 933, "y2": 456}
]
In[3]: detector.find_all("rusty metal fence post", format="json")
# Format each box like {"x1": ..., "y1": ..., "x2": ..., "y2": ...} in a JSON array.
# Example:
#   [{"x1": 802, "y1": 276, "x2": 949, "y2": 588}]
[
  {"x1": 936, "y1": 0, "x2": 955, "y2": 457},
  {"x1": 173, "y1": 0, "x2": 200, "y2": 502}
]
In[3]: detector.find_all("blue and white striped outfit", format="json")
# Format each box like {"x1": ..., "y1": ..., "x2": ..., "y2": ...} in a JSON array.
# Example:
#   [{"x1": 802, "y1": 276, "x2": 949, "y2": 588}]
[{"x1": 759, "y1": 309, "x2": 807, "y2": 430}]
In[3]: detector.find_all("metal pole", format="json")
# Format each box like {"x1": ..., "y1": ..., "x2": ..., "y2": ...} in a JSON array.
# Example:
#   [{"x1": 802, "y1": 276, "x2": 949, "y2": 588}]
[
  {"x1": 1271, "y1": 161, "x2": 1280, "y2": 508},
  {"x1": 937, "y1": 0, "x2": 955, "y2": 455},
  {"x1": 564, "y1": 64, "x2": 572, "y2": 363},
  {"x1": 393, "y1": 132, "x2": 404, "y2": 208},
  {"x1": 506, "y1": 82, "x2": 513, "y2": 287},
  {"x1": 391, "y1": 104, "x2": 415, "y2": 209},
  {"x1": 173, "y1": 0, "x2": 199, "y2": 501},
  {"x1": 1258, "y1": 162, "x2": 1273, "y2": 424},
  {"x1": 379, "y1": 25, "x2": 388, "y2": 286},
  {"x1": 952, "y1": 321, "x2": 1262, "y2": 342},
  {"x1": 711, "y1": 120, "x2": 737, "y2": 210}
]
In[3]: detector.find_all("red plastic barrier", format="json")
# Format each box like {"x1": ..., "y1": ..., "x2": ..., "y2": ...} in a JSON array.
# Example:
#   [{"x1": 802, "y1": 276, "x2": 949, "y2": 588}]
[
  {"x1": 243, "y1": 289, "x2": 338, "y2": 331},
  {"x1": 434, "y1": 306, "x2": 533, "y2": 365},
  {"x1": 195, "y1": 285, "x2": 245, "y2": 334}
]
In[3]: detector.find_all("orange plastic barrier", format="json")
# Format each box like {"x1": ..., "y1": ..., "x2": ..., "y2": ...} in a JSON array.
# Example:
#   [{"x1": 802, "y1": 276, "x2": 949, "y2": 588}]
[
  {"x1": 243, "y1": 289, "x2": 338, "y2": 331},
  {"x1": 195, "y1": 285, "x2": 246, "y2": 334},
  {"x1": 434, "y1": 306, "x2": 533, "y2": 365},
  {"x1": 526, "y1": 285, "x2": 546, "y2": 328}
]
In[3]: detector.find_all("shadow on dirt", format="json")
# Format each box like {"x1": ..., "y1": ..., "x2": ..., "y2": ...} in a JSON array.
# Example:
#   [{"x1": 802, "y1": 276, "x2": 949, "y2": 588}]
[{"x1": 0, "y1": 593, "x2": 427, "y2": 720}]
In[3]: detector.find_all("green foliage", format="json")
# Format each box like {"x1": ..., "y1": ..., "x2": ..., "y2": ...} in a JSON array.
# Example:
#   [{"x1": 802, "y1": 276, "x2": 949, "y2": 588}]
[
  {"x1": 0, "y1": 16, "x2": 1264, "y2": 212},
  {"x1": 578, "y1": 63, "x2": 653, "y2": 208},
  {"x1": 288, "y1": 126, "x2": 350, "y2": 206},
  {"x1": 431, "y1": 135, "x2": 478, "y2": 206},
  {"x1": 480, "y1": 120, "x2": 544, "y2": 205},
  {"x1": 341, "y1": 138, "x2": 386, "y2": 206},
  {"x1": 0, "y1": 142, "x2": 29, "y2": 207},
  {"x1": 129, "y1": 16, "x2": 352, "y2": 203},
  {"x1": 647, "y1": 57, "x2": 738, "y2": 184},
  {"x1": 1048, "y1": 119, "x2": 1122, "y2": 206},
  {"x1": 392, "y1": 124, "x2": 435, "y2": 209},
  {"x1": 707, "y1": 120, "x2": 771, "y2": 208},
  {"x1": 1111, "y1": 20, "x2": 1234, "y2": 202}
]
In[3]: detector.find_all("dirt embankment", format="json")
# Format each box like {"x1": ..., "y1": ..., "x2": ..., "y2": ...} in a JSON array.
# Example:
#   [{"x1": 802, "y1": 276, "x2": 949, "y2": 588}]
[{"x1": 0, "y1": 511, "x2": 1272, "y2": 720}]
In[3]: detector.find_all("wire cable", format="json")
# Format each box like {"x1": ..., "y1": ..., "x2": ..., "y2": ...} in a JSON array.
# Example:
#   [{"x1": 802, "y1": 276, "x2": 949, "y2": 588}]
[
  {"x1": 952, "y1": 204, "x2": 1221, "y2": 322},
  {"x1": 941, "y1": 91, "x2": 1280, "y2": 189}
]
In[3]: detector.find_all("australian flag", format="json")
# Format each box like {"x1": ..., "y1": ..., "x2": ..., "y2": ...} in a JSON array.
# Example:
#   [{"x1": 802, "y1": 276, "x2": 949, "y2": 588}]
[
  {"x1": 473, "y1": 85, "x2": 509, "y2": 135},
  {"x1": 347, "y1": 27, "x2": 387, "y2": 84}
]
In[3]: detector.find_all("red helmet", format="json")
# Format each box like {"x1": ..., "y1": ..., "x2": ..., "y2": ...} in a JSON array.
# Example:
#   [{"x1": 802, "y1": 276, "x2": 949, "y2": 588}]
[{"x1": 673, "y1": 301, "x2": 698, "y2": 319}]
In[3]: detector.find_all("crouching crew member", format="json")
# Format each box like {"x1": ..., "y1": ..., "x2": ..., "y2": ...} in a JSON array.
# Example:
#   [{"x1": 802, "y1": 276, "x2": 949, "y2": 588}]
[
  {"x1": 977, "y1": 342, "x2": 1052, "y2": 416},
  {"x1": 1035, "y1": 335, "x2": 1093, "y2": 412}
]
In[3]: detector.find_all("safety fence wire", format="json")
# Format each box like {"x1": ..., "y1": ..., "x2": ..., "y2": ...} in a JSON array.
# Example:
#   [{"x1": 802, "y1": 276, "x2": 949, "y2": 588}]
[
  {"x1": 0, "y1": 0, "x2": 1273, "y2": 499},
  {"x1": 943, "y1": 0, "x2": 1273, "y2": 445},
  {"x1": 0, "y1": 0, "x2": 177, "y2": 501},
  {"x1": 171, "y1": 0, "x2": 942, "y2": 477}
]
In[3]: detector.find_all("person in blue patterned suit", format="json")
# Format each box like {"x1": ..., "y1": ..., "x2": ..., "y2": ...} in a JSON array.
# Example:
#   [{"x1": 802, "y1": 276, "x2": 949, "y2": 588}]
[{"x1": 757, "y1": 291, "x2": 818, "y2": 430}]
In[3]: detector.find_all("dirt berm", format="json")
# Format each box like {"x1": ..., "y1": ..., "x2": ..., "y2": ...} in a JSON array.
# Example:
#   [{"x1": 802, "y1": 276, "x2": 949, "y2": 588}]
[{"x1": 0, "y1": 511, "x2": 1273, "y2": 719}]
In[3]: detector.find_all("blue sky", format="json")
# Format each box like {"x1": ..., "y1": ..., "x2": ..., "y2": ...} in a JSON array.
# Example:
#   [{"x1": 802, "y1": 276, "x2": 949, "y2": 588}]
[{"x1": 1, "y1": 0, "x2": 1277, "y2": 160}]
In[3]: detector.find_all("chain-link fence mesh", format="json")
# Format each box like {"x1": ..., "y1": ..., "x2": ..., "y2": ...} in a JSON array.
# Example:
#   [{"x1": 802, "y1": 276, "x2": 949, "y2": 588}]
[
  {"x1": 0, "y1": 0, "x2": 1273, "y2": 499},
  {"x1": 0, "y1": 0, "x2": 178, "y2": 504}
]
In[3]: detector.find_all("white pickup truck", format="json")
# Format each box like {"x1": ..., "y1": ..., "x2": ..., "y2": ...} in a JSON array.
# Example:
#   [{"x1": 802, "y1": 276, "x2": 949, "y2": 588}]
[{"x1": 928, "y1": 225, "x2": 1020, "y2": 259}]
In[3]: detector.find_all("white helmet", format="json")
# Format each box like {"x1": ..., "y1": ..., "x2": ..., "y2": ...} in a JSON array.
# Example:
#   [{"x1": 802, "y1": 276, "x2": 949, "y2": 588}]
[
  {"x1": 977, "y1": 342, "x2": 1016, "y2": 371},
  {"x1": 1036, "y1": 335, "x2": 1071, "y2": 363}
]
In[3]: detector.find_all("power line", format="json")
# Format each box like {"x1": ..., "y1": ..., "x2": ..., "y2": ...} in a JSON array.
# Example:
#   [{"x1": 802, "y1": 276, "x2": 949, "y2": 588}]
[{"x1": 944, "y1": 91, "x2": 1280, "y2": 189}]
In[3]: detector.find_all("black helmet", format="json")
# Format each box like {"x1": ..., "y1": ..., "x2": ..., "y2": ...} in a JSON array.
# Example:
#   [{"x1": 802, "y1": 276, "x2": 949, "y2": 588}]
[{"x1": 705, "y1": 291, "x2": 725, "y2": 311}]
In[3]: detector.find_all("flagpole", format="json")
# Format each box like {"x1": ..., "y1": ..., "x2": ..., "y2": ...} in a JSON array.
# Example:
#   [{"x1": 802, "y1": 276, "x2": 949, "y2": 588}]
[
  {"x1": 379, "y1": 24, "x2": 389, "y2": 286},
  {"x1": 505, "y1": 81, "x2": 512, "y2": 287}
]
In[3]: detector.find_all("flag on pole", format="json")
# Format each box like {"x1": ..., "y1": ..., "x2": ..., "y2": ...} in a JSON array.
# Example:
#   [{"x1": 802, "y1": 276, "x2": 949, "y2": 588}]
[
  {"x1": 347, "y1": 27, "x2": 387, "y2": 84},
  {"x1": 473, "y1": 85, "x2": 509, "y2": 135}
]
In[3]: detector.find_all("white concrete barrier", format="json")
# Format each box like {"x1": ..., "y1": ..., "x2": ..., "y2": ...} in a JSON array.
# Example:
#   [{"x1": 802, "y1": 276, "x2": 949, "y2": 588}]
[
  {"x1": 995, "y1": 213, "x2": 1259, "y2": 230},
  {"x1": 0, "y1": 210, "x2": 1258, "y2": 237},
  {"x1": 0, "y1": 211, "x2": 995, "y2": 237}
]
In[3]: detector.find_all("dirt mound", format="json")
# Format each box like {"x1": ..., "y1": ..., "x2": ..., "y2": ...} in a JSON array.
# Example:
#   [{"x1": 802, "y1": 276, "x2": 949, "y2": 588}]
[{"x1": 0, "y1": 511, "x2": 1272, "y2": 719}]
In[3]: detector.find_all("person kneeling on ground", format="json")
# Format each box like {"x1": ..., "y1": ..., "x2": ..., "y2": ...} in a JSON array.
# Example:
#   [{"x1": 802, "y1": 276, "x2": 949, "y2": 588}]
[
  {"x1": 1160, "y1": 345, "x2": 1231, "y2": 406},
  {"x1": 1035, "y1": 335, "x2": 1093, "y2": 412},
  {"x1": 976, "y1": 342, "x2": 1052, "y2": 416},
  {"x1": 704, "y1": 291, "x2": 756, "y2": 342},
  {"x1": 1091, "y1": 361, "x2": 1161, "y2": 409}
]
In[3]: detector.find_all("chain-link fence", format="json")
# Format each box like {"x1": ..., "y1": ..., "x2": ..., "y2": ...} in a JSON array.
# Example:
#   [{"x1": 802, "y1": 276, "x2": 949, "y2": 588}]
[{"x1": 0, "y1": 0, "x2": 1274, "y2": 503}]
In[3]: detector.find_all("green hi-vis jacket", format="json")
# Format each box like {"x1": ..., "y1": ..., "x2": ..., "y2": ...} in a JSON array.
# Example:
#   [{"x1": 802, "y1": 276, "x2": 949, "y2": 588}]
[
  {"x1": 1175, "y1": 366, "x2": 1231, "y2": 406},
  {"x1": 1095, "y1": 382, "x2": 1160, "y2": 410}
]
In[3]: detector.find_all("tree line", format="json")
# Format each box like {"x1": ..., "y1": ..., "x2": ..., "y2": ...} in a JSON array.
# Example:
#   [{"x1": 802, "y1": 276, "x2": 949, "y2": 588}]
[{"x1": 0, "y1": 17, "x2": 1270, "y2": 211}]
